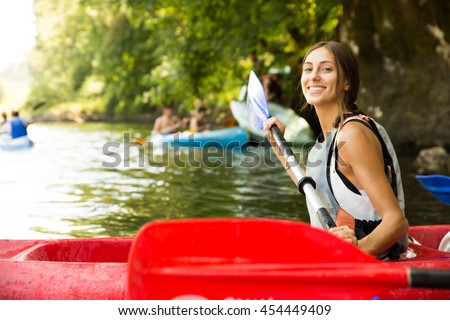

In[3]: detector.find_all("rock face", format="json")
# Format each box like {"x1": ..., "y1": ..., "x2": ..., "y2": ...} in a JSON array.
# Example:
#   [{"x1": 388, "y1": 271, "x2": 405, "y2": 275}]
[
  {"x1": 338, "y1": 1, "x2": 450, "y2": 148},
  {"x1": 415, "y1": 146, "x2": 450, "y2": 175}
]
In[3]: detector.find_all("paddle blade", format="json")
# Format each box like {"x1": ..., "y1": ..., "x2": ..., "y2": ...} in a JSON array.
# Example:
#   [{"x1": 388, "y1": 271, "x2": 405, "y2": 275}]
[
  {"x1": 416, "y1": 175, "x2": 450, "y2": 205},
  {"x1": 131, "y1": 137, "x2": 146, "y2": 145},
  {"x1": 128, "y1": 218, "x2": 392, "y2": 300},
  {"x1": 247, "y1": 71, "x2": 271, "y2": 130}
]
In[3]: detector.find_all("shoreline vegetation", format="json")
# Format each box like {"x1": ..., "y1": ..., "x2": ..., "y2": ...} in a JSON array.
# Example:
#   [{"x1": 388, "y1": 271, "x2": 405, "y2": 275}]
[{"x1": 28, "y1": 101, "x2": 238, "y2": 133}]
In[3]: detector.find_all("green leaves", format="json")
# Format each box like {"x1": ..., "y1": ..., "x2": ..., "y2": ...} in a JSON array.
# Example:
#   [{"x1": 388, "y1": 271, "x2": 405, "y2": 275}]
[{"x1": 28, "y1": 0, "x2": 342, "y2": 117}]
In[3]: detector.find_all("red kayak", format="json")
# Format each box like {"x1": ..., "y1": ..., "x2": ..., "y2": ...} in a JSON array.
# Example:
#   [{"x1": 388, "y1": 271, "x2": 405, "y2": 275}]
[{"x1": 1, "y1": 219, "x2": 449, "y2": 299}]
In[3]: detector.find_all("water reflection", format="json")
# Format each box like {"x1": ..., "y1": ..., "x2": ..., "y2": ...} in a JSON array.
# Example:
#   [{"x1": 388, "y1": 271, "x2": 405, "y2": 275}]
[{"x1": 59, "y1": 145, "x2": 309, "y2": 238}]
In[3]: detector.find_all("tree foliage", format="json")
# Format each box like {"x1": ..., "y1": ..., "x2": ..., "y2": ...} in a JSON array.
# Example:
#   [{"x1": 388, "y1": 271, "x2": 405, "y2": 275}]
[
  {"x1": 27, "y1": 0, "x2": 450, "y2": 145},
  {"x1": 28, "y1": 0, "x2": 342, "y2": 118}
]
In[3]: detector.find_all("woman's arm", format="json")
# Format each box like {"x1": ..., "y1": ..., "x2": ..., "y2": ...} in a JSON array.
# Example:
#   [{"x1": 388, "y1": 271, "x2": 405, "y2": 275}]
[{"x1": 333, "y1": 122, "x2": 409, "y2": 255}]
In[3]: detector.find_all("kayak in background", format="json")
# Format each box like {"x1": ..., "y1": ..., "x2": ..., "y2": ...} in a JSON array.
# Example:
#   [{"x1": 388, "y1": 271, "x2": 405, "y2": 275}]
[
  {"x1": 148, "y1": 126, "x2": 248, "y2": 149},
  {"x1": 0, "y1": 135, "x2": 33, "y2": 151},
  {"x1": 416, "y1": 175, "x2": 450, "y2": 205},
  {"x1": 230, "y1": 100, "x2": 314, "y2": 146}
]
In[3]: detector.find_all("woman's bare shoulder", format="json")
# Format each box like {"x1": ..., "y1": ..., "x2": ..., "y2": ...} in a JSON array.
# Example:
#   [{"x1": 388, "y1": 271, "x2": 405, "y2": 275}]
[{"x1": 337, "y1": 120, "x2": 379, "y2": 146}]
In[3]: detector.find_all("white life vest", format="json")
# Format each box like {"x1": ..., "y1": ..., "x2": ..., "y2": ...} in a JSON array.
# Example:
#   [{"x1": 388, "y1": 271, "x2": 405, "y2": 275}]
[{"x1": 306, "y1": 115, "x2": 408, "y2": 259}]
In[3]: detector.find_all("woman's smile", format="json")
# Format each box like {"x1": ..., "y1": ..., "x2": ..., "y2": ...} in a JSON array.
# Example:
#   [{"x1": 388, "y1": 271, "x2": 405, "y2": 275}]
[{"x1": 308, "y1": 86, "x2": 326, "y2": 93}]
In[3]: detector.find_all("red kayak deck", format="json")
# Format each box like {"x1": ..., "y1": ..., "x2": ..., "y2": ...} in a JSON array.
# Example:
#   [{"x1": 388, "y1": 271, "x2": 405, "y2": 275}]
[
  {"x1": 1, "y1": 220, "x2": 449, "y2": 300},
  {"x1": 379, "y1": 225, "x2": 450, "y2": 299},
  {"x1": 0, "y1": 238, "x2": 131, "y2": 299}
]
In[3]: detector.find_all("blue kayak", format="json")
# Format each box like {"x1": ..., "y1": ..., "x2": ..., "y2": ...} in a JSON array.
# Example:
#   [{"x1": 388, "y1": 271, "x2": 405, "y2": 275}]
[
  {"x1": 416, "y1": 175, "x2": 450, "y2": 205},
  {"x1": 150, "y1": 126, "x2": 248, "y2": 149},
  {"x1": 0, "y1": 136, "x2": 33, "y2": 151}
]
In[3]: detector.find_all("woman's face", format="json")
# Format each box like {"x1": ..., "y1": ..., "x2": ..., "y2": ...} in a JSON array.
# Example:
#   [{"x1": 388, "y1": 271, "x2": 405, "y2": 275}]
[{"x1": 301, "y1": 46, "x2": 346, "y2": 108}]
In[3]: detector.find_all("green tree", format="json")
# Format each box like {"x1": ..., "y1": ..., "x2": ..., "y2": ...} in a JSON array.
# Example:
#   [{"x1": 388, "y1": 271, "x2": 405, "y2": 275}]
[{"x1": 28, "y1": 0, "x2": 342, "y2": 118}]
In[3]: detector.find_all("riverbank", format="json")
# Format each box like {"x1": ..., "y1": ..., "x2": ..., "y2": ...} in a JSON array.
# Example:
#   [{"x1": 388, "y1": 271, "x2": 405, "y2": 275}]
[
  {"x1": 29, "y1": 102, "x2": 157, "y2": 124},
  {"x1": 32, "y1": 109, "x2": 157, "y2": 124}
]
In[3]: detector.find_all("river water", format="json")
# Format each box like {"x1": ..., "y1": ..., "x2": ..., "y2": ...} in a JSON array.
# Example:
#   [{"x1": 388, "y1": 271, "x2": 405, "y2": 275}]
[{"x1": 0, "y1": 122, "x2": 448, "y2": 239}]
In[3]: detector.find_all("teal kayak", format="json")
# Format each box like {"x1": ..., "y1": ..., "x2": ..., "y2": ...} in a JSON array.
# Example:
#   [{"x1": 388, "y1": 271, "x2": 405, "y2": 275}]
[
  {"x1": 0, "y1": 136, "x2": 33, "y2": 151},
  {"x1": 149, "y1": 126, "x2": 248, "y2": 149},
  {"x1": 230, "y1": 100, "x2": 314, "y2": 146}
]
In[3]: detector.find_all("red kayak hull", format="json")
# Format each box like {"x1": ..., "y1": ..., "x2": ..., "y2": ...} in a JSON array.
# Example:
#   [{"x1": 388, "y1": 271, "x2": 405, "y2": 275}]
[{"x1": 1, "y1": 220, "x2": 449, "y2": 300}]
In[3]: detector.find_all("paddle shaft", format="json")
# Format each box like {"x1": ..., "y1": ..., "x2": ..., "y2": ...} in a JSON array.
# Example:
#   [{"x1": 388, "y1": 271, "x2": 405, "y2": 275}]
[
  {"x1": 410, "y1": 269, "x2": 450, "y2": 289},
  {"x1": 270, "y1": 125, "x2": 336, "y2": 230}
]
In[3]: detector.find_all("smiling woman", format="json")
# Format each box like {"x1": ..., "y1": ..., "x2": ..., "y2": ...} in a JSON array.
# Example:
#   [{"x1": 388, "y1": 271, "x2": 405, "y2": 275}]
[
  {"x1": 0, "y1": 1, "x2": 36, "y2": 71},
  {"x1": 264, "y1": 41, "x2": 409, "y2": 261}
]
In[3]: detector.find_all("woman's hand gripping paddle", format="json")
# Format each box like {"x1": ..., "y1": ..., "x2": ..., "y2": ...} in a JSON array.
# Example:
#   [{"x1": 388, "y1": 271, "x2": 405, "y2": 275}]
[{"x1": 247, "y1": 71, "x2": 336, "y2": 230}]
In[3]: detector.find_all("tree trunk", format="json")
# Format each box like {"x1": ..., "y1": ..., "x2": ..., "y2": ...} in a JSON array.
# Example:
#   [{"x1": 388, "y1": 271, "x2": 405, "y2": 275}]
[{"x1": 339, "y1": 0, "x2": 450, "y2": 149}]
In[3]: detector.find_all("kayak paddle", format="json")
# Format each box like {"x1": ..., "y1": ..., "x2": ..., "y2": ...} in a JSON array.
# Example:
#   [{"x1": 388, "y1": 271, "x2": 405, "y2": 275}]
[
  {"x1": 32, "y1": 101, "x2": 46, "y2": 110},
  {"x1": 246, "y1": 71, "x2": 336, "y2": 229},
  {"x1": 416, "y1": 175, "x2": 450, "y2": 205},
  {"x1": 130, "y1": 137, "x2": 147, "y2": 145},
  {"x1": 127, "y1": 218, "x2": 450, "y2": 299}
]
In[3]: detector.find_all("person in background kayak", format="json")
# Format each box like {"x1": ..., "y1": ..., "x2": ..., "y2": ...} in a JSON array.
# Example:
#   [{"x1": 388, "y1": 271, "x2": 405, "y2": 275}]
[
  {"x1": 1, "y1": 112, "x2": 6, "y2": 124},
  {"x1": 0, "y1": 112, "x2": 10, "y2": 139},
  {"x1": 152, "y1": 105, "x2": 182, "y2": 135},
  {"x1": 1, "y1": 111, "x2": 28, "y2": 139},
  {"x1": 264, "y1": 41, "x2": 409, "y2": 260},
  {"x1": 263, "y1": 74, "x2": 283, "y2": 104},
  {"x1": 189, "y1": 106, "x2": 211, "y2": 132}
]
